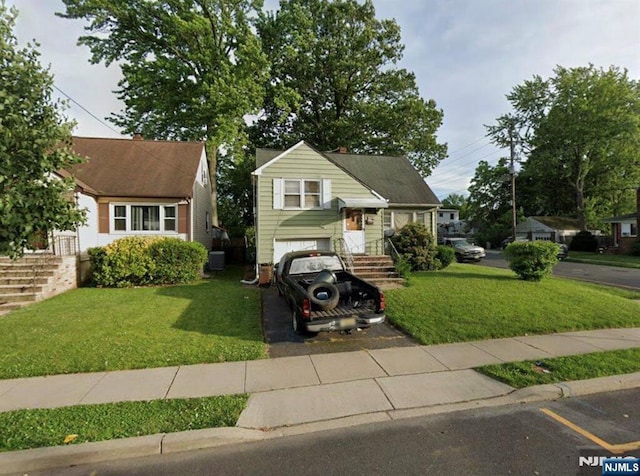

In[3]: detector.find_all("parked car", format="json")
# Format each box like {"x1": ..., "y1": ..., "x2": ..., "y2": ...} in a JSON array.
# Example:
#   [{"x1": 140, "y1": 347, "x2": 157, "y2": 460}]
[
  {"x1": 274, "y1": 250, "x2": 386, "y2": 334},
  {"x1": 443, "y1": 238, "x2": 486, "y2": 262},
  {"x1": 499, "y1": 236, "x2": 527, "y2": 249}
]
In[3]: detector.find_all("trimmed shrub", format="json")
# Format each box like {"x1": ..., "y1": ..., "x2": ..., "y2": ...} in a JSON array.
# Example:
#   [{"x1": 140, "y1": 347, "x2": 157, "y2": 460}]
[
  {"x1": 503, "y1": 241, "x2": 559, "y2": 281},
  {"x1": 631, "y1": 240, "x2": 640, "y2": 256},
  {"x1": 436, "y1": 245, "x2": 455, "y2": 269},
  {"x1": 148, "y1": 238, "x2": 208, "y2": 284},
  {"x1": 391, "y1": 222, "x2": 441, "y2": 271},
  {"x1": 89, "y1": 237, "x2": 207, "y2": 287},
  {"x1": 569, "y1": 230, "x2": 598, "y2": 252}
]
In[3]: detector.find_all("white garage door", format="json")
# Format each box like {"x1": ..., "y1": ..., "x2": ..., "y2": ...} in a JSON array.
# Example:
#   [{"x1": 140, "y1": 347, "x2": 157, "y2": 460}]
[{"x1": 273, "y1": 239, "x2": 331, "y2": 263}]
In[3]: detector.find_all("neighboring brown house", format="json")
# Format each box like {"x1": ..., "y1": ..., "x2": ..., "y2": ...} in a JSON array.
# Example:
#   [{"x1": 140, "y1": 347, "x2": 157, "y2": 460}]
[{"x1": 55, "y1": 136, "x2": 213, "y2": 253}]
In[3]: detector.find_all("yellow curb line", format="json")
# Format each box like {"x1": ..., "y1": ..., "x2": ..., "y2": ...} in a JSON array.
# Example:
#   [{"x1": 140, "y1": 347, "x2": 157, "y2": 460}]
[{"x1": 541, "y1": 408, "x2": 640, "y2": 454}]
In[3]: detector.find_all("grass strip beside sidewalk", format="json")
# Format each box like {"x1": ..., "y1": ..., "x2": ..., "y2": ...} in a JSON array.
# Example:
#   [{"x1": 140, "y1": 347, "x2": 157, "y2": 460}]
[
  {"x1": 0, "y1": 395, "x2": 248, "y2": 453},
  {"x1": 477, "y1": 348, "x2": 640, "y2": 388}
]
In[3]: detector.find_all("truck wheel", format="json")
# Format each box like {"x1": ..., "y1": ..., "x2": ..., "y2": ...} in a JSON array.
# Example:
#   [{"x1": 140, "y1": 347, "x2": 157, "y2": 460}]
[
  {"x1": 455, "y1": 254, "x2": 463, "y2": 263},
  {"x1": 307, "y1": 282, "x2": 340, "y2": 311}
]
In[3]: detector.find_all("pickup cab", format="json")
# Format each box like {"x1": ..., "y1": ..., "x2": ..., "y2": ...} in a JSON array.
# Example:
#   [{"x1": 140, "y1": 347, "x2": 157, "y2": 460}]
[{"x1": 274, "y1": 250, "x2": 386, "y2": 334}]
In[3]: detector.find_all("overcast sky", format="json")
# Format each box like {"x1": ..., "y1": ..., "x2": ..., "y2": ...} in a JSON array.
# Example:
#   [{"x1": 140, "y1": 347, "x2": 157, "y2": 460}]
[{"x1": 8, "y1": 0, "x2": 640, "y2": 200}]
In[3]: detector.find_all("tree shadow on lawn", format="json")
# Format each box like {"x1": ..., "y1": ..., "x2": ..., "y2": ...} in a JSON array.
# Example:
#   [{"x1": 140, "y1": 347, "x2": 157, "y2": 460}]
[{"x1": 156, "y1": 279, "x2": 264, "y2": 341}]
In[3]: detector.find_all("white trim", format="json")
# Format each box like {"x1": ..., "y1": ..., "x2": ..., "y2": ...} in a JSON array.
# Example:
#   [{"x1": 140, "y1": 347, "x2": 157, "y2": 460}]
[
  {"x1": 253, "y1": 140, "x2": 306, "y2": 176},
  {"x1": 109, "y1": 202, "x2": 179, "y2": 234}
]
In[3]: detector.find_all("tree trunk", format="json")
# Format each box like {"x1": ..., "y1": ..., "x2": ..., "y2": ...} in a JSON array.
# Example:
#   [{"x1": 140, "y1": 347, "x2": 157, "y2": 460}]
[{"x1": 205, "y1": 140, "x2": 219, "y2": 227}]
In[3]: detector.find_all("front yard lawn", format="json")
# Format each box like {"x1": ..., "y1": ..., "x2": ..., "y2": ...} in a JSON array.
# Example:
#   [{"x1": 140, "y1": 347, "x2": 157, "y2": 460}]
[
  {"x1": 477, "y1": 348, "x2": 640, "y2": 388},
  {"x1": 0, "y1": 395, "x2": 247, "y2": 452},
  {"x1": 567, "y1": 251, "x2": 640, "y2": 269},
  {"x1": 0, "y1": 267, "x2": 267, "y2": 379},
  {"x1": 385, "y1": 264, "x2": 640, "y2": 345}
]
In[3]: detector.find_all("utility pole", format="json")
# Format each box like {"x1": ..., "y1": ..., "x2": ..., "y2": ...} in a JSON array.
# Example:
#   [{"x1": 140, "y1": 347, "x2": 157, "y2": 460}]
[{"x1": 509, "y1": 123, "x2": 517, "y2": 240}]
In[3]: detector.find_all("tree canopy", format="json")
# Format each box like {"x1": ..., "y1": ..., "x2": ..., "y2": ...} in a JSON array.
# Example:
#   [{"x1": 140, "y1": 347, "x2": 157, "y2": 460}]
[
  {"x1": 60, "y1": 0, "x2": 270, "y2": 226},
  {"x1": 487, "y1": 65, "x2": 640, "y2": 230},
  {"x1": 0, "y1": 2, "x2": 85, "y2": 257},
  {"x1": 252, "y1": 0, "x2": 447, "y2": 177}
]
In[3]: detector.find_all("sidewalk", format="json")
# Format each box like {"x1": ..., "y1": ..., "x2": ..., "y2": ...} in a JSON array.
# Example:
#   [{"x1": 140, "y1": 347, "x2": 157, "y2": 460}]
[{"x1": 3, "y1": 327, "x2": 640, "y2": 473}]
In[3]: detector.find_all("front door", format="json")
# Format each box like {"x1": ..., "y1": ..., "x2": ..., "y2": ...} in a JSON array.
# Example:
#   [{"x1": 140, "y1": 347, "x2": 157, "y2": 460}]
[{"x1": 343, "y1": 208, "x2": 365, "y2": 254}]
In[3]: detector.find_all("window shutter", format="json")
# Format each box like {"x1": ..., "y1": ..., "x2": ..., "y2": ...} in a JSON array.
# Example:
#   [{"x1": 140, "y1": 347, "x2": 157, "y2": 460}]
[
  {"x1": 273, "y1": 178, "x2": 283, "y2": 209},
  {"x1": 322, "y1": 179, "x2": 332, "y2": 209}
]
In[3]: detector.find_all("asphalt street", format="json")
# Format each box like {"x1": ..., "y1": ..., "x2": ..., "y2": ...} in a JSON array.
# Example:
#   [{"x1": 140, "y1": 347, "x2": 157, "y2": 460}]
[
  {"x1": 481, "y1": 251, "x2": 640, "y2": 290},
  {"x1": 26, "y1": 388, "x2": 640, "y2": 476}
]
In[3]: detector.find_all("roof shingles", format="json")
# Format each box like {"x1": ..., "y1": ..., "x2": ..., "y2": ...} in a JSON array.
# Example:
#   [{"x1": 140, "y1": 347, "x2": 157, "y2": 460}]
[{"x1": 69, "y1": 137, "x2": 204, "y2": 198}]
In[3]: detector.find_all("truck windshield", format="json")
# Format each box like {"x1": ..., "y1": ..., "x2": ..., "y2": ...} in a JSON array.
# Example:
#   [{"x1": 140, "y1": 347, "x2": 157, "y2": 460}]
[{"x1": 288, "y1": 256, "x2": 344, "y2": 275}]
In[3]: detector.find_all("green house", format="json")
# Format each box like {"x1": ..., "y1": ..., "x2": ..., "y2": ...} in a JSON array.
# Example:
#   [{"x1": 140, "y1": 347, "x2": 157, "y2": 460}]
[{"x1": 253, "y1": 141, "x2": 441, "y2": 264}]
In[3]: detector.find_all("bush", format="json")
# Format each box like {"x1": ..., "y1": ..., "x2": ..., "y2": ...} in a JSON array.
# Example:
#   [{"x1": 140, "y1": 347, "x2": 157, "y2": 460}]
[
  {"x1": 436, "y1": 245, "x2": 455, "y2": 269},
  {"x1": 569, "y1": 230, "x2": 598, "y2": 252},
  {"x1": 89, "y1": 237, "x2": 207, "y2": 287},
  {"x1": 148, "y1": 238, "x2": 208, "y2": 284},
  {"x1": 391, "y1": 222, "x2": 440, "y2": 271},
  {"x1": 631, "y1": 240, "x2": 640, "y2": 256},
  {"x1": 503, "y1": 241, "x2": 559, "y2": 282}
]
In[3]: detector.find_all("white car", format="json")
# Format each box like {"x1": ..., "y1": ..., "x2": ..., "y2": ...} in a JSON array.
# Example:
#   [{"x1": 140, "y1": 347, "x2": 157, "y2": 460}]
[{"x1": 443, "y1": 238, "x2": 486, "y2": 262}]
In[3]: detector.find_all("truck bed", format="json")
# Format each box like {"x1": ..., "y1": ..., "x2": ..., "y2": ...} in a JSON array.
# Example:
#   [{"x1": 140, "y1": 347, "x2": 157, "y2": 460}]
[{"x1": 309, "y1": 301, "x2": 377, "y2": 319}]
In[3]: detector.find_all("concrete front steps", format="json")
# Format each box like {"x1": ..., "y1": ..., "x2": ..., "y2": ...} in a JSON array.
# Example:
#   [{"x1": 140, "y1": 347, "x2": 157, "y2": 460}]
[
  {"x1": 0, "y1": 255, "x2": 76, "y2": 315},
  {"x1": 350, "y1": 255, "x2": 404, "y2": 288}
]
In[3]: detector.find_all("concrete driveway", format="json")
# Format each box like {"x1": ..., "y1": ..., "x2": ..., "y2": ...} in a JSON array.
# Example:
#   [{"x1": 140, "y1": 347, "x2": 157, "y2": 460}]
[{"x1": 261, "y1": 287, "x2": 419, "y2": 358}]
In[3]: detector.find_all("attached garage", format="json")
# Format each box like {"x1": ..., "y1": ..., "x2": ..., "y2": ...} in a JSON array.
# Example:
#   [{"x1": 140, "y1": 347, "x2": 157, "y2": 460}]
[{"x1": 273, "y1": 238, "x2": 331, "y2": 263}]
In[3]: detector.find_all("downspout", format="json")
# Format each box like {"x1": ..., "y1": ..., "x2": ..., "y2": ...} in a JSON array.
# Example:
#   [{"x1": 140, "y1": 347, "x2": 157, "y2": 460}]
[{"x1": 240, "y1": 173, "x2": 260, "y2": 285}]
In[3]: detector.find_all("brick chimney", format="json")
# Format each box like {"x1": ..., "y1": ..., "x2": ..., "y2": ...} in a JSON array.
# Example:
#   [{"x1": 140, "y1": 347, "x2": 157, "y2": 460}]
[
  {"x1": 132, "y1": 133, "x2": 143, "y2": 141},
  {"x1": 338, "y1": 146, "x2": 348, "y2": 154}
]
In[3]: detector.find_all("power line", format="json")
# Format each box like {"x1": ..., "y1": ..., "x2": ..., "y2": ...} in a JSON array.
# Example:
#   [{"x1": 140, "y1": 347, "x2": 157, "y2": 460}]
[{"x1": 53, "y1": 84, "x2": 122, "y2": 137}]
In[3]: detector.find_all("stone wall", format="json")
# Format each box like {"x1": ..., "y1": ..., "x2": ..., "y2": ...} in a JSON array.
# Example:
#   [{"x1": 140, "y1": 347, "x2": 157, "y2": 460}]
[{"x1": 38, "y1": 255, "x2": 79, "y2": 301}]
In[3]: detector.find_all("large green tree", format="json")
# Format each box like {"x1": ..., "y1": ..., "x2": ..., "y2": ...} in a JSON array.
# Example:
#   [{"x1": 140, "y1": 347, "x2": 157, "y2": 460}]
[
  {"x1": 60, "y1": 0, "x2": 270, "y2": 226},
  {"x1": 488, "y1": 65, "x2": 640, "y2": 230},
  {"x1": 252, "y1": 0, "x2": 447, "y2": 177},
  {"x1": 466, "y1": 158, "x2": 524, "y2": 246},
  {"x1": 0, "y1": 2, "x2": 85, "y2": 257}
]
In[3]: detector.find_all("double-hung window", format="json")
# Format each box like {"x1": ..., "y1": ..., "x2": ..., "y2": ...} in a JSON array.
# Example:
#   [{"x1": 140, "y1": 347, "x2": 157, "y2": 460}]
[
  {"x1": 111, "y1": 204, "x2": 177, "y2": 233},
  {"x1": 283, "y1": 179, "x2": 321, "y2": 209}
]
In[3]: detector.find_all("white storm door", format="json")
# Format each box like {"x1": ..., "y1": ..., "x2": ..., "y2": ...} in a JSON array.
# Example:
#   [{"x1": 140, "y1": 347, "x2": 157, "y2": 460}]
[{"x1": 343, "y1": 208, "x2": 365, "y2": 254}]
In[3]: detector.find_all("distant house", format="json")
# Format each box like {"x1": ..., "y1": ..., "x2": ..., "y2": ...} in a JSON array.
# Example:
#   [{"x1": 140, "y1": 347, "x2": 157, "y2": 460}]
[
  {"x1": 515, "y1": 216, "x2": 581, "y2": 243},
  {"x1": 602, "y1": 188, "x2": 640, "y2": 253},
  {"x1": 253, "y1": 141, "x2": 441, "y2": 264},
  {"x1": 54, "y1": 136, "x2": 213, "y2": 254},
  {"x1": 437, "y1": 208, "x2": 459, "y2": 224}
]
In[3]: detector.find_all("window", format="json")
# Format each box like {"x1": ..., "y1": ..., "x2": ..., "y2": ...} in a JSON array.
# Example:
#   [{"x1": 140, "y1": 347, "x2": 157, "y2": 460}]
[
  {"x1": 111, "y1": 204, "x2": 177, "y2": 233},
  {"x1": 132, "y1": 206, "x2": 160, "y2": 231},
  {"x1": 450, "y1": 213, "x2": 455, "y2": 220},
  {"x1": 283, "y1": 179, "x2": 321, "y2": 209},
  {"x1": 164, "y1": 206, "x2": 176, "y2": 231},
  {"x1": 114, "y1": 205, "x2": 127, "y2": 231}
]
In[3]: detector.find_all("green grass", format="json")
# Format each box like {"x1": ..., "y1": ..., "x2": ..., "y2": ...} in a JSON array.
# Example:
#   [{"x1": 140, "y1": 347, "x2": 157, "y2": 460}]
[
  {"x1": 0, "y1": 395, "x2": 247, "y2": 452},
  {"x1": 567, "y1": 251, "x2": 640, "y2": 269},
  {"x1": 385, "y1": 263, "x2": 640, "y2": 345},
  {"x1": 477, "y1": 348, "x2": 640, "y2": 388},
  {"x1": 0, "y1": 267, "x2": 267, "y2": 379}
]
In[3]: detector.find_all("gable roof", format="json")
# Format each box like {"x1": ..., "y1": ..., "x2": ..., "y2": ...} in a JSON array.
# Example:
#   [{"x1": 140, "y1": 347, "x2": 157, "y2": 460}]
[
  {"x1": 526, "y1": 216, "x2": 580, "y2": 231},
  {"x1": 603, "y1": 213, "x2": 637, "y2": 224},
  {"x1": 68, "y1": 137, "x2": 205, "y2": 198},
  {"x1": 255, "y1": 141, "x2": 441, "y2": 206}
]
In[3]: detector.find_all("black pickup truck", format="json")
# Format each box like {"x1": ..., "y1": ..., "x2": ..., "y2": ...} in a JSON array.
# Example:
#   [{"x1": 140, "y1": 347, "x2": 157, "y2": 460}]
[{"x1": 274, "y1": 250, "x2": 386, "y2": 334}]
